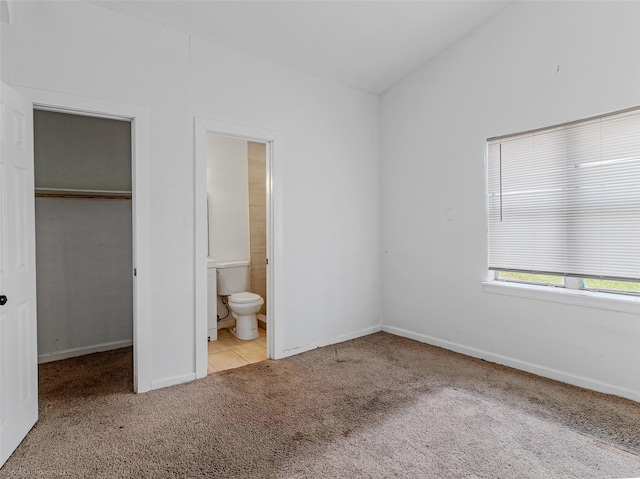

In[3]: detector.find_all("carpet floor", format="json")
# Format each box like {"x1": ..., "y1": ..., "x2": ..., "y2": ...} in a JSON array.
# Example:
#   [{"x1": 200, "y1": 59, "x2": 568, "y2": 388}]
[{"x1": 1, "y1": 332, "x2": 639, "y2": 478}]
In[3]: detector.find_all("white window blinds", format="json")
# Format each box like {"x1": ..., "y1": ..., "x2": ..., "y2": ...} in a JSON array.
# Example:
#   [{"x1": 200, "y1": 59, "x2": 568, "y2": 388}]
[{"x1": 487, "y1": 108, "x2": 640, "y2": 281}]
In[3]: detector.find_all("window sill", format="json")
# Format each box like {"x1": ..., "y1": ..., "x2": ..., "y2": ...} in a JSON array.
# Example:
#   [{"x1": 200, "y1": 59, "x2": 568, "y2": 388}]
[{"x1": 483, "y1": 281, "x2": 640, "y2": 315}]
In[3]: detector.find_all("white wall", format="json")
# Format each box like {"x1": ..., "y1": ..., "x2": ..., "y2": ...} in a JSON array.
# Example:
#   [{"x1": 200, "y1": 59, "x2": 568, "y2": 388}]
[
  {"x1": 206, "y1": 134, "x2": 249, "y2": 263},
  {"x1": 35, "y1": 198, "x2": 133, "y2": 361},
  {"x1": 380, "y1": 1, "x2": 640, "y2": 401},
  {"x1": 1, "y1": 1, "x2": 382, "y2": 388}
]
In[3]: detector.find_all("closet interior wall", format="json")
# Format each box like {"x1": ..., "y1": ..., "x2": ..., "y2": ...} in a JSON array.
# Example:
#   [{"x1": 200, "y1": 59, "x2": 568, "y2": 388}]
[{"x1": 34, "y1": 110, "x2": 133, "y2": 363}]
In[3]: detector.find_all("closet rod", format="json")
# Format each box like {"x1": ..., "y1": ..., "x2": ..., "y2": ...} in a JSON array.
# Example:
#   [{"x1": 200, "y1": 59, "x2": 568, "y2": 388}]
[{"x1": 34, "y1": 187, "x2": 132, "y2": 200}]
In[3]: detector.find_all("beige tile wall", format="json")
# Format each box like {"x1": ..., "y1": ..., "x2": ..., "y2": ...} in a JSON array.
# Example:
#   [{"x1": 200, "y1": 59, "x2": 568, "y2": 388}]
[{"x1": 248, "y1": 142, "x2": 267, "y2": 315}]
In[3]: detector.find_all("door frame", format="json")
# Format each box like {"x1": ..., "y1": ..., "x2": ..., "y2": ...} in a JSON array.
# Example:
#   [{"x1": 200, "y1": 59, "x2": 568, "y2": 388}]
[
  {"x1": 194, "y1": 117, "x2": 283, "y2": 378},
  {"x1": 15, "y1": 86, "x2": 152, "y2": 393}
]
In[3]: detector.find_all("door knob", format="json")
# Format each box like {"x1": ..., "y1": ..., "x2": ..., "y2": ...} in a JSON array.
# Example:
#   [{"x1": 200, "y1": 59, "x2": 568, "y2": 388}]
[{"x1": 0, "y1": 295, "x2": 7, "y2": 306}]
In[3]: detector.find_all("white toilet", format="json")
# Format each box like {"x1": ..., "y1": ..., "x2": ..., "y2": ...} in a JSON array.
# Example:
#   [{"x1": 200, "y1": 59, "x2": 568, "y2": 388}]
[{"x1": 216, "y1": 260, "x2": 264, "y2": 340}]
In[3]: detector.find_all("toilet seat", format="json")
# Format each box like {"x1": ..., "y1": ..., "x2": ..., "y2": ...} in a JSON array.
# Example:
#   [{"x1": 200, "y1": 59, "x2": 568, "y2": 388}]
[{"x1": 229, "y1": 292, "x2": 262, "y2": 304}]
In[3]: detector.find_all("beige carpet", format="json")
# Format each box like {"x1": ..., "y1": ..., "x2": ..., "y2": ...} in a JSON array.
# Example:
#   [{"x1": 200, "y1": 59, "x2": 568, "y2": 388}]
[{"x1": 1, "y1": 332, "x2": 639, "y2": 478}]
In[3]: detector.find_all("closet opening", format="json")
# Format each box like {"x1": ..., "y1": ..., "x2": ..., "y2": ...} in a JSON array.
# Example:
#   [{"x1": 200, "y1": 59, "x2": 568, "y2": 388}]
[{"x1": 33, "y1": 108, "x2": 134, "y2": 393}]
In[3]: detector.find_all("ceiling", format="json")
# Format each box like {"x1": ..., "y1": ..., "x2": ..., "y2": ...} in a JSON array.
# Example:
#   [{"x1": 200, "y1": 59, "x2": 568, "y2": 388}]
[{"x1": 92, "y1": 1, "x2": 509, "y2": 94}]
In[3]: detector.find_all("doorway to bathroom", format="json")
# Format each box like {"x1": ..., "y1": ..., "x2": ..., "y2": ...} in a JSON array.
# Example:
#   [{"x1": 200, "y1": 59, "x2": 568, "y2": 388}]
[
  {"x1": 194, "y1": 118, "x2": 282, "y2": 379},
  {"x1": 206, "y1": 135, "x2": 268, "y2": 372}
]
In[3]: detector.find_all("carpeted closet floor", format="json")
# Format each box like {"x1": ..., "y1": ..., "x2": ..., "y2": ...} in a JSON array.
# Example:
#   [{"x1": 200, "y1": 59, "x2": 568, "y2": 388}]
[{"x1": 1, "y1": 332, "x2": 639, "y2": 478}]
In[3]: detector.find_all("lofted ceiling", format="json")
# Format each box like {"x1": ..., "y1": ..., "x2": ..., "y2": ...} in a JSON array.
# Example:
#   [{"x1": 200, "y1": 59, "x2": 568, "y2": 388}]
[{"x1": 92, "y1": 1, "x2": 509, "y2": 94}]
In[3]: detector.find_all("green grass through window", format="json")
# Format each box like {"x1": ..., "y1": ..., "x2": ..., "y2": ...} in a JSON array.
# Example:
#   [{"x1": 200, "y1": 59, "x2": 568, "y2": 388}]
[
  {"x1": 496, "y1": 271, "x2": 564, "y2": 286},
  {"x1": 496, "y1": 271, "x2": 640, "y2": 295},
  {"x1": 582, "y1": 279, "x2": 640, "y2": 294}
]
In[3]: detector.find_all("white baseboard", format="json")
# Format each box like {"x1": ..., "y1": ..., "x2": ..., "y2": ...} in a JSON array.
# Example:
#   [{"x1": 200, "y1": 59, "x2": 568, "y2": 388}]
[
  {"x1": 382, "y1": 325, "x2": 640, "y2": 403},
  {"x1": 38, "y1": 339, "x2": 133, "y2": 364},
  {"x1": 279, "y1": 324, "x2": 383, "y2": 359},
  {"x1": 150, "y1": 373, "x2": 197, "y2": 391}
]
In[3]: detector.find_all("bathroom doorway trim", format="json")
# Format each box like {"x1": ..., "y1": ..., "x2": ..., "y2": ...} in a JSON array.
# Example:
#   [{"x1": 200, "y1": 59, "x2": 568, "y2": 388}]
[
  {"x1": 12, "y1": 85, "x2": 152, "y2": 393},
  {"x1": 194, "y1": 118, "x2": 282, "y2": 379}
]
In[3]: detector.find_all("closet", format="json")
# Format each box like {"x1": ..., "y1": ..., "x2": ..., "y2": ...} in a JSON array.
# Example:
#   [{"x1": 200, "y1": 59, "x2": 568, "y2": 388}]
[{"x1": 34, "y1": 110, "x2": 133, "y2": 363}]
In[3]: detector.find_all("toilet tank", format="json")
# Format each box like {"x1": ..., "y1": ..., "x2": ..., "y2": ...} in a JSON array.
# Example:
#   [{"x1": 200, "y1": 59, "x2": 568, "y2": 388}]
[{"x1": 216, "y1": 260, "x2": 250, "y2": 296}]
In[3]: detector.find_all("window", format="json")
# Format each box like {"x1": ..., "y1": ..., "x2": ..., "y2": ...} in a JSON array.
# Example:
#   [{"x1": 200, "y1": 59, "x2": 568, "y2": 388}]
[{"x1": 487, "y1": 107, "x2": 640, "y2": 296}]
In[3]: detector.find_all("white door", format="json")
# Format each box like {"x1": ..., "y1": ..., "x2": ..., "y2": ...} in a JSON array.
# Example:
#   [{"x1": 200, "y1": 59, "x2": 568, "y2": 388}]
[{"x1": 0, "y1": 82, "x2": 38, "y2": 468}]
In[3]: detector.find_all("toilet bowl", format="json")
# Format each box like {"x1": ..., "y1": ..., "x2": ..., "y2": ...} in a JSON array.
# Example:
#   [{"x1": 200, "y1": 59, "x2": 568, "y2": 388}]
[
  {"x1": 228, "y1": 292, "x2": 264, "y2": 340},
  {"x1": 216, "y1": 260, "x2": 264, "y2": 341}
]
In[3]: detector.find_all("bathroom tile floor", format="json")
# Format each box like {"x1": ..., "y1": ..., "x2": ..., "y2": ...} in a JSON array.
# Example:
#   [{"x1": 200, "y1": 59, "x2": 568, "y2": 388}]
[{"x1": 207, "y1": 327, "x2": 267, "y2": 374}]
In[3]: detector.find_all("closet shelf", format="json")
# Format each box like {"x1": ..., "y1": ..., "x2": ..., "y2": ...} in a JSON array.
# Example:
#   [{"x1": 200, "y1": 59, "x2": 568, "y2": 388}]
[{"x1": 34, "y1": 187, "x2": 132, "y2": 200}]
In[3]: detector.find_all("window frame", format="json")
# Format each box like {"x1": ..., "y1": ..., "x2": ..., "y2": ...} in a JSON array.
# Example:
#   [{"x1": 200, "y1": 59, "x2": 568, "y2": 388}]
[
  {"x1": 486, "y1": 106, "x2": 640, "y2": 307},
  {"x1": 484, "y1": 273, "x2": 640, "y2": 316}
]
